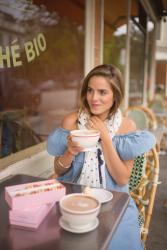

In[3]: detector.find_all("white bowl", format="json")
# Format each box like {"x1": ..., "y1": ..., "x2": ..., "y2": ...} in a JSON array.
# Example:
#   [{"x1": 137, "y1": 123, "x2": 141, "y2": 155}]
[
  {"x1": 70, "y1": 129, "x2": 100, "y2": 149},
  {"x1": 59, "y1": 193, "x2": 101, "y2": 230}
]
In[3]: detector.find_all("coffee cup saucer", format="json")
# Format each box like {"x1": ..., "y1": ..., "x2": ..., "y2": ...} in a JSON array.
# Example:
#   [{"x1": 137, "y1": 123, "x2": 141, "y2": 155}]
[
  {"x1": 85, "y1": 188, "x2": 113, "y2": 204},
  {"x1": 59, "y1": 217, "x2": 99, "y2": 233}
]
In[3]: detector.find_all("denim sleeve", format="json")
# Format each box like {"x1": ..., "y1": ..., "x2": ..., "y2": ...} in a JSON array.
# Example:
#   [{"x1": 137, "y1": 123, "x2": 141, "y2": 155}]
[
  {"x1": 46, "y1": 128, "x2": 70, "y2": 156},
  {"x1": 113, "y1": 130, "x2": 156, "y2": 161}
]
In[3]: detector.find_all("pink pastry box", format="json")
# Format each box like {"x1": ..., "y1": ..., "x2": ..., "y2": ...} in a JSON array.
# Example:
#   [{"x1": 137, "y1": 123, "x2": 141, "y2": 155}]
[
  {"x1": 5, "y1": 179, "x2": 66, "y2": 210},
  {"x1": 9, "y1": 202, "x2": 55, "y2": 230}
]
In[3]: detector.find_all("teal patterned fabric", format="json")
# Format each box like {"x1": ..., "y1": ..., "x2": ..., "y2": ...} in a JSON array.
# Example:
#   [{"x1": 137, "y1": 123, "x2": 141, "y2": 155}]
[
  {"x1": 129, "y1": 154, "x2": 146, "y2": 192},
  {"x1": 129, "y1": 154, "x2": 146, "y2": 230},
  {"x1": 138, "y1": 213, "x2": 145, "y2": 229}
]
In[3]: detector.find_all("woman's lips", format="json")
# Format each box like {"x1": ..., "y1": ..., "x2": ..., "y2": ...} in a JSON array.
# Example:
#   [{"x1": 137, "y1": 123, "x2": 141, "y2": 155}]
[{"x1": 91, "y1": 104, "x2": 100, "y2": 109}]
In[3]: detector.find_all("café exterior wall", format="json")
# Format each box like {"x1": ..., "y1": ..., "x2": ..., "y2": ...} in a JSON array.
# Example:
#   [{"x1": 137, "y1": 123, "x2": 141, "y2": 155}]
[{"x1": 0, "y1": 0, "x2": 164, "y2": 176}]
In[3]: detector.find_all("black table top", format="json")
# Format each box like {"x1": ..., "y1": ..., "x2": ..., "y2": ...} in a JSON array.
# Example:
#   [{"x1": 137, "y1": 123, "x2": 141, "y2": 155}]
[{"x1": 0, "y1": 174, "x2": 130, "y2": 250}]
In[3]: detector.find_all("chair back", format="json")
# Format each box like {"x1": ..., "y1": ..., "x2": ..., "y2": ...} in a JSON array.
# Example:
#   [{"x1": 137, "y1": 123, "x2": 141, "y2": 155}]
[
  {"x1": 125, "y1": 105, "x2": 157, "y2": 130},
  {"x1": 129, "y1": 154, "x2": 146, "y2": 192},
  {"x1": 127, "y1": 109, "x2": 149, "y2": 130},
  {"x1": 149, "y1": 99, "x2": 165, "y2": 113},
  {"x1": 129, "y1": 147, "x2": 159, "y2": 243}
]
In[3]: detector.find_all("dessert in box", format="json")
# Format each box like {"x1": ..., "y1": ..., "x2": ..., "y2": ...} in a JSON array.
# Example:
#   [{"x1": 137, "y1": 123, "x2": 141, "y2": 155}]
[
  {"x1": 9, "y1": 202, "x2": 55, "y2": 230},
  {"x1": 5, "y1": 179, "x2": 66, "y2": 210}
]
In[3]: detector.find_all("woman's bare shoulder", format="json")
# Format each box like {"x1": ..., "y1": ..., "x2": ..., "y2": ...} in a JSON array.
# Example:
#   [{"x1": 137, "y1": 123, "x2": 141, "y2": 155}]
[
  {"x1": 61, "y1": 111, "x2": 78, "y2": 130},
  {"x1": 118, "y1": 116, "x2": 137, "y2": 134}
]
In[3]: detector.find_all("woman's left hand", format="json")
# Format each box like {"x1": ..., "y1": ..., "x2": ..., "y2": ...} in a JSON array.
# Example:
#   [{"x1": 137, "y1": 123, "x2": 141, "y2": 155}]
[{"x1": 86, "y1": 116, "x2": 109, "y2": 140}]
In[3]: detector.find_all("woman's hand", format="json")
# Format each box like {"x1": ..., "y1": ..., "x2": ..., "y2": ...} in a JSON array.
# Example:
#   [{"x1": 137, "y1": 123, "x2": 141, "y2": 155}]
[
  {"x1": 67, "y1": 135, "x2": 84, "y2": 156},
  {"x1": 86, "y1": 116, "x2": 109, "y2": 141}
]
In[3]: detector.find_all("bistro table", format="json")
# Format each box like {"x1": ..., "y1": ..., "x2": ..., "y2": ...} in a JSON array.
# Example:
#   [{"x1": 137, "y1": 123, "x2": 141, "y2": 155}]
[{"x1": 0, "y1": 174, "x2": 130, "y2": 250}]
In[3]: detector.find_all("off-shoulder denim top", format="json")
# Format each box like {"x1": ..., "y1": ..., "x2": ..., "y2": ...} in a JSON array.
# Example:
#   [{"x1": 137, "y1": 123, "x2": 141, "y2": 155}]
[{"x1": 47, "y1": 128, "x2": 156, "y2": 193}]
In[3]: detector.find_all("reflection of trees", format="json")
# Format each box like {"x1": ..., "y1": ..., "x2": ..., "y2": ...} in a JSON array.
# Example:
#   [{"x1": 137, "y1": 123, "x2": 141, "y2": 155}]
[
  {"x1": 4, "y1": 17, "x2": 84, "y2": 113},
  {"x1": 130, "y1": 27, "x2": 145, "y2": 93},
  {"x1": 1, "y1": 14, "x2": 84, "y2": 114},
  {"x1": 104, "y1": 34, "x2": 125, "y2": 73},
  {"x1": 24, "y1": 17, "x2": 84, "y2": 88},
  {"x1": 0, "y1": 1, "x2": 85, "y2": 157}
]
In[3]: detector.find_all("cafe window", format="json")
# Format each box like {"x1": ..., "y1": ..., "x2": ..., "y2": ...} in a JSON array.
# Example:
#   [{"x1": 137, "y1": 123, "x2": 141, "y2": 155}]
[
  {"x1": 103, "y1": 0, "x2": 156, "y2": 108},
  {"x1": 146, "y1": 18, "x2": 155, "y2": 102},
  {"x1": 103, "y1": 0, "x2": 127, "y2": 74},
  {"x1": 0, "y1": 0, "x2": 85, "y2": 158},
  {"x1": 128, "y1": 0, "x2": 146, "y2": 106},
  {"x1": 129, "y1": 1, "x2": 156, "y2": 106},
  {"x1": 103, "y1": 0, "x2": 146, "y2": 106}
]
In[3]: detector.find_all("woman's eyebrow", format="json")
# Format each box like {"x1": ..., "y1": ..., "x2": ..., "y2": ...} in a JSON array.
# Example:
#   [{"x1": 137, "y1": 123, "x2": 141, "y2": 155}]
[
  {"x1": 88, "y1": 86, "x2": 108, "y2": 91},
  {"x1": 98, "y1": 88, "x2": 108, "y2": 91}
]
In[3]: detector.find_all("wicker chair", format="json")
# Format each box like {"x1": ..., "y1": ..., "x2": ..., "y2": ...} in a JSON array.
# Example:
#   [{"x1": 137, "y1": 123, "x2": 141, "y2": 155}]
[
  {"x1": 125, "y1": 105, "x2": 157, "y2": 130},
  {"x1": 129, "y1": 147, "x2": 159, "y2": 244},
  {"x1": 124, "y1": 105, "x2": 166, "y2": 152}
]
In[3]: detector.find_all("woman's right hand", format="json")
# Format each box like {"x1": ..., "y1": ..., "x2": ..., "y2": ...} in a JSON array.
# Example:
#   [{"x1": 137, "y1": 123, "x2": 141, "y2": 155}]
[{"x1": 67, "y1": 135, "x2": 84, "y2": 156}]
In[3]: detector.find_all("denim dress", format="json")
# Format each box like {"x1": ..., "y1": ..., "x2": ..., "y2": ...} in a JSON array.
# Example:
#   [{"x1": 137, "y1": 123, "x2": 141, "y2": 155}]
[{"x1": 47, "y1": 128, "x2": 156, "y2": 250}]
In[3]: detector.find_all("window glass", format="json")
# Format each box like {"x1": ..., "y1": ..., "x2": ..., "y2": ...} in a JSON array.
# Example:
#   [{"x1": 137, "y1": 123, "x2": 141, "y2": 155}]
[
  {"x1": 129, "y1": 2, "x2": 156, "y2": 106},
  {"x1": 103, "y1": 0, "x2": 154, "y2": 108},
  {"x1": 147, "y1": 18, "x2": 155, "y2": 101},
  {"x1": 0, "y1": 0, "x2": 85, "y2": 158},
  {"x1": 129, "y1": 1, "x2": 146, "y2": 105},
  {"x1": 103, "y1": 0, "x2": 127, "y2": 74}
]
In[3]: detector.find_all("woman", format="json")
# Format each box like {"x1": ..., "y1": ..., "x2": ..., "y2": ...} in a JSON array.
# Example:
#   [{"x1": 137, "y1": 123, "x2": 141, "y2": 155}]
[{"x1": 47, "y1": 64, "x2": 156, "y2": 250}]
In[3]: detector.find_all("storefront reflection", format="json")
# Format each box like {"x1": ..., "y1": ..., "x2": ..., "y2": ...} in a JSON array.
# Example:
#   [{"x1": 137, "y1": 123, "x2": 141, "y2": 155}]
[{"x1": 0, "y1": 0, "x2": 85, "y2": 157}]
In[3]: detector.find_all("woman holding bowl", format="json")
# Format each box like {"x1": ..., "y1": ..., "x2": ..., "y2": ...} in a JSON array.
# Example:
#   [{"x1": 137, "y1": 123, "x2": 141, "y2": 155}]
[{"x1": 47, "y1": 64, "x2": 156, "y2": 250}]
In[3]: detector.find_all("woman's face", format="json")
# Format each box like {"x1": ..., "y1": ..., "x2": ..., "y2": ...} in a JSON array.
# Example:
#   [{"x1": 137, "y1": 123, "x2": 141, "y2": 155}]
[{"x1": 86, "y1": 76, "x2": 114, "y2": 120}]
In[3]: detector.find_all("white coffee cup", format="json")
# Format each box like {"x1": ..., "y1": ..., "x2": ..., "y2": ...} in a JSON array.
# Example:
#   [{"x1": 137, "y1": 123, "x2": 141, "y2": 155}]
[
  {"x1": 59, "y1": 193, "x2": 101, "y2": 230},
  {"x1": 70, "y1": 129, "x2": 100, "y2": 150}
]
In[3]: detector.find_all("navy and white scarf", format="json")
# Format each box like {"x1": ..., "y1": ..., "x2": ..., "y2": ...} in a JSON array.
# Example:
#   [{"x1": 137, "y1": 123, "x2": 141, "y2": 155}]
[{"x1": 77, "y1": 109, "x2": 122, "y2": 188}]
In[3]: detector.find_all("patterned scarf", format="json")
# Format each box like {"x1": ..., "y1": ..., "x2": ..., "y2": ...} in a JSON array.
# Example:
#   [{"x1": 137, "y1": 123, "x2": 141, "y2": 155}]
[{"x1": 77, "y1": 109, "x2": 122, "y2": 188}]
